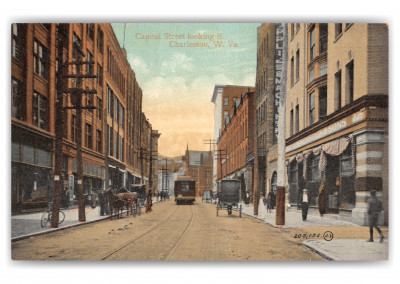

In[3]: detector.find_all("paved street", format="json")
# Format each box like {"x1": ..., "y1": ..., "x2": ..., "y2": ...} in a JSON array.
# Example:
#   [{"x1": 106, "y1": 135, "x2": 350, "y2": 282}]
[
  {"x1": 11, "y1": 198, "x2": 389, "y2": 261},
  {"x1": 12, "y1": 199, "x2": 323, "y2": 260}
]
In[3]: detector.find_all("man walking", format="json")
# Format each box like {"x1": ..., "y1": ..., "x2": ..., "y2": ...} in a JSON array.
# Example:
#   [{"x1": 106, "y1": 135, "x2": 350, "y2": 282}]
[
  {"x1": 367, "y1": 190, "x2": 384, "y2": 243},
  {"x1": 301, "y1": 189, "x2": 309, "y2": 221}
]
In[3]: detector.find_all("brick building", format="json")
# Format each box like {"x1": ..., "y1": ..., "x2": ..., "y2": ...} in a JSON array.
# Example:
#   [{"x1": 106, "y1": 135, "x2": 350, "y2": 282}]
[
  {"x1": 183, "y1": 146, "x2": 213, "y2": 196},
  {"x1": 11, "y1": 23, "x2": 158, "y2": 213},
  {"x1": 217, "y1": 91, "x2": 255, "y2": 198},
  {"x1": 211, "y1": 85, "x2": 255, "y2": 195},
  {"x1": 254, "y1": 23, "x2": 288, "y2": 204},
  {"x1": 285, "y1": 23, "x2": 388, "y2": 225}
]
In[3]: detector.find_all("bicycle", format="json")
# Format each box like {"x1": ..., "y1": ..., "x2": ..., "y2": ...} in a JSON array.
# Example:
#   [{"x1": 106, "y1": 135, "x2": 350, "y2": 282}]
[{"x1": 41, "y1": 202, "x2": 65, "y2": 227}]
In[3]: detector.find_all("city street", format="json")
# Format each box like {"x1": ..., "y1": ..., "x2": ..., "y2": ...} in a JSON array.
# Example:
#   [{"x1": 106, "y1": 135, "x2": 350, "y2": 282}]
[{"x1": 12, "y1": 199, "x2": 326, "y2": 261}]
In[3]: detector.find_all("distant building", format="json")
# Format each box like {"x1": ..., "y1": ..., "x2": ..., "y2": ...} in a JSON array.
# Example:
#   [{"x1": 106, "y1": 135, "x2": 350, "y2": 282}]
[{"x1": 183, "y1": 146, "x2": 213, "y2": 196}]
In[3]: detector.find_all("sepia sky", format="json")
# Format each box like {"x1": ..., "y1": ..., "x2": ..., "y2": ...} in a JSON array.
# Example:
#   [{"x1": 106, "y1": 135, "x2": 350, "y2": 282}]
[{"x1": 111, "y1": 23, "x2": 259, "y2": 157}]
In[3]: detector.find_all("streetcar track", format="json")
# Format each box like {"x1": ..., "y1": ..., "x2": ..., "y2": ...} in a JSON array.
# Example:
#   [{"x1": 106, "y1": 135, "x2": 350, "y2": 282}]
[
  {"x1": 164, "y1": 204, "x2": 194, "y2": 260},
  {"x1": 100, "y1": 204, "x2": 181, "y2": 260}
]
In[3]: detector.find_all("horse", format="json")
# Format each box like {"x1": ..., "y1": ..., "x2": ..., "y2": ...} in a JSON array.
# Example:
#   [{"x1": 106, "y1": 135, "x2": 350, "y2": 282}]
[
  {"x1": 116, "y1": 187, "x2": 140, "y2": 216},
  {"x1": 103, "y1": 188, "x2": 125, "y2": 219}
]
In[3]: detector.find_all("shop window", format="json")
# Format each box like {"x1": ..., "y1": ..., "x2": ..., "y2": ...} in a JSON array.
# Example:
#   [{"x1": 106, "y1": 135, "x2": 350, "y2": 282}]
[
  {"x1": 12, "y1": 77, "x2": 24, "y2": 120},
  {"x1": 12, "y1": 142, "x2": 20, "y2": 161},
  {"x1": 309, "y1": 26, "x2": 316, "y2": 61},
  {"x1": 319, "y1": 86, "x2": 327, "y2": 120},
  {"x1": 22, "y1": 145, "x2": 35, "y2": 164},
  {"x1": 37, "y1": 149, "x2": 52, "y2": 167},
  {"x1": 309, "y1": 92, "x2": 315, "y2": 125},
  {"x1": 289, "y1": 162, "x2": 298, "y2": 204},
  {"x1": 34, "y1": 39, "x2": 48, "y2": 79},
  {"x1": 334, "y1": 70, "x2": 342, "y2": 111},
  {"x1": 33, "y1": 92, "x2": 48, "y2": 130},
  {"x1": 319, "y1": 23, "x2": 328, "y2": 54}
]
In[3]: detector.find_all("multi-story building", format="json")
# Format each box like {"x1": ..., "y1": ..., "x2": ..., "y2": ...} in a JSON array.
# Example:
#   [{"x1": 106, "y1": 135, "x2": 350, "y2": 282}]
[
  {"x1": 150, "y1": 130, "x2": 161, "y2": 195},
  {"x1": 11, "y1": 23, "x2": 156, "y2": 213},
  {"x1": 217, "y1": 91, "x2": 255, "y2": 198},
  {"x1": 285, "y1": 23, "x2": 388, "y2": 225},
  {"x1": 211, "y1": 85, "x2": 255, "y2": 195},
  {"x1": 183, "y1": 146, "x2": 213, "y2": 196},
  {"x1": 254, "y1": 23, "x2": 288, "y2": 204}
]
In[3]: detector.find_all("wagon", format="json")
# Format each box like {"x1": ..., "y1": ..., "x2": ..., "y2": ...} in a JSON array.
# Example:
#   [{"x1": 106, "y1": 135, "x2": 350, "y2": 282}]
[
  {"x1": 216, "y1": 179, "x2": 242, "y2": 217},
  {"x1": 131, "y1": 184, "x2": 147, "y2": 207}
]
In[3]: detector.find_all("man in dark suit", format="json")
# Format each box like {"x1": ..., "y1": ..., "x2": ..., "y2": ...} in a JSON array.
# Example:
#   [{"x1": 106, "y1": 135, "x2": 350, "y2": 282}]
[{"x1": 367, "y1": 191, "x2": 384, "y2": 243}]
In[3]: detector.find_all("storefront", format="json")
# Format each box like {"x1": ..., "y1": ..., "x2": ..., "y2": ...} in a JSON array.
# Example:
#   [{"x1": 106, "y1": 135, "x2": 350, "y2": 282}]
[
  {"x1": 12, "y1": 126, "x2": 54, "y2": 213},
  {"x1": 286, "y1": 96, "x2": 388, "y2": 224}
]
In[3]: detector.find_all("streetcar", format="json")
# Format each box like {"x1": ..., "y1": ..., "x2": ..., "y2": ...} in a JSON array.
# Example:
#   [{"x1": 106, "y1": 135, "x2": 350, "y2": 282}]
[{"x1": 174, "y1": 176, "x2": 196, "y2": 204}]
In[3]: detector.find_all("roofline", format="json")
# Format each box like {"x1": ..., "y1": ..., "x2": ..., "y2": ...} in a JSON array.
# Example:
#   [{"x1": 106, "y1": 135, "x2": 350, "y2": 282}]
[{"x1": 211, "y1": 84, "x2": 255, "y2": 103}]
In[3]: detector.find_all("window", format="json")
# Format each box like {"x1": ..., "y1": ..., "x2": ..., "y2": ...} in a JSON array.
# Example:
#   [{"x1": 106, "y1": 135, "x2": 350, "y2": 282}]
[
  {"x1": 309, "y1": 68, "x2": 314, "y2": 83},
  {"x1": 295, "y1": 105, "x2": 299, "y2": 133},
  {"x1": 33, "y1": 92, "x2": 48, "y2": 130},
  {"x1": 71, "y1": 115, "x2": 76, "y2": 142},
  {"x1": 120, "y1": 137, "x2": 124, "y2": 162},
  {"x1": 12, "y1": 77, "x2": 23, "y2": 120},
  {"x1": 335, "y1": 23, "x2": 343, "y2": 38},
  {"x1": 345, "y1": 23, "x2": 353, "y2": 30},
  {"x1": 97, "y1": 130, "x2": 102, "y2": 153},
  {"x1": 87, "y1": 24, "x2": 95, "y2": 41},
  {"x1": 319, "y1": 62, "x2": 328, "y2": 77},
  {"x1": 296, "y1": 49, "x2": 300, "y2": 81},
  {"x1": 72, "y1": 33, "x2": 82, "y2": 61},
  {"x1": 97, "y1": 64, "x2": 103, "y2": 86},
  {"x1": 291, "y1": 24, "x2": 295, "y2": 40},
  {"x1": 335, "y1": 70, "x2": 342, "y2": 111},
  {"x1": 319, "y1": 23, "x2": 328, "y2": 54},
  {"x1": 310, "y1": 26, "x2": 316, "y2": 61},
  {"x1": 97, "y1": 27, "x2": 103, "y2": 54},
  {"x1": 108, "y1": 126, "x2": 113, "y2": 156},
  {"x1": 97, "y1": 98, "x2": 103, "y2": 120},
  {"x1": 309, "y1": 92, "x2": 315, "y2": 125},
  {"x1": 86, "y1": 51, "x2": 93, "y2": 75},
  {"x1": 12, "y1": 24, "x2": 22, "y2": 60},
  {"x1": 346, "y1": 60, "x2": 354, "y2": 104},
  {"x1": 318, "y1": 86, "x2": 327, "y2": 120},
  {"x1": 34, "y1": 40, "x2": 48, "y2": 79},
  {"x1": 296, "y1": 23, "x2": 300, "y2": 32},
  {"x1": 290, "y1": 109, "x2": 294, "y2": 136},
  {"x1": 85, "y1": 123, "x2": 92, "y2": 149},
  {"x1": 107, "y1": 86, "x2": 112, "y2": 116},
  {"x1": 114, "y1": 96, "x2": 118, "y2": 121},
  {"x1": 114, "y1": 130, "x2": 118, "y2": 158},
  {"x1": 308, "y1": 155, "x2": 321, "y2": 182},
  {"x1": 120, "y1": 105, "x2": 125, "y2": 129},
  {"x1": 224, "y1": 98, "x2": 229, "y2": 106},
  {"x1": 290, "y1": 56, "x2": 294, "y2": 86}
]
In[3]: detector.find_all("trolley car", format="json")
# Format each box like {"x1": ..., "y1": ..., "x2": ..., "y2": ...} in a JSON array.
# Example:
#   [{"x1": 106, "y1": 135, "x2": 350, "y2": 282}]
[{"x1": 174, "y1": 176, "x2": 196, "y2": 204}]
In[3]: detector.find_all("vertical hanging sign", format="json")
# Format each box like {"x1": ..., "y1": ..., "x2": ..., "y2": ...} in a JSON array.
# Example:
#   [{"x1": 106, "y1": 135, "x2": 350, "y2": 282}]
[{"x1": 273, "y1": 23, "x2": 285, "y2": 144}]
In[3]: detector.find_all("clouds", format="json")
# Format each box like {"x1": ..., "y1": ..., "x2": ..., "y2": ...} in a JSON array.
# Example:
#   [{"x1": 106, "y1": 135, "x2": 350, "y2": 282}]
[
  {"x1": 160, "y1": 52, "x2": 194, "y2": 75},
  {"x1": 127, "y1": 55, "x2": 149, "y2": 75}
]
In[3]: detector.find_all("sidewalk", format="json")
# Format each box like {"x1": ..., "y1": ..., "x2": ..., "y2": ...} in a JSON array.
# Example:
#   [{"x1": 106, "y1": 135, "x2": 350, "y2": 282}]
[
  {"x1": 11, "y1": 199, "x2": 159, "y2": 241},
  {"x1": 240, "y1": 200, "x2": 389, "y2": 261}
]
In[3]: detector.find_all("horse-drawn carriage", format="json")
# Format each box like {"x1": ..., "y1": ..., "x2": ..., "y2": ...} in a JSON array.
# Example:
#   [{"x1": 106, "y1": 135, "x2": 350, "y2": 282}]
[
  {"x1": 102, "y1": 187, "x2": 141, "y2": 219},
  {"x1": 131, "y1": 184, "x2": 147, "y2": 208},
  {"x1": 159, "y1": 190, "x2": 170, "y2": 201},
  {"x1": 216, "y1": 179, "x2": 242, "y2": 217}
]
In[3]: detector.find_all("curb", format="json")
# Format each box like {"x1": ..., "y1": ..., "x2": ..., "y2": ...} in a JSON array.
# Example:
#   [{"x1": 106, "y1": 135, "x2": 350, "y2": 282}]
[{"x1": 301, "y1": 242, "x2": 334, "y2": 261}]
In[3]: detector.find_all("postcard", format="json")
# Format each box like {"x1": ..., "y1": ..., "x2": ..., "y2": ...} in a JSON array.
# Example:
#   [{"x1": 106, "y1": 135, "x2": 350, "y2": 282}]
[{"x1": 11, "y1": 23, "x2": 388, "y2": 261}]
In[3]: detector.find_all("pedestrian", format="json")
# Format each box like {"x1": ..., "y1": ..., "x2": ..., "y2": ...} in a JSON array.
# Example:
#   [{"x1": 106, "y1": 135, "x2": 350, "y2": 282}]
[
  {"x1": 245, "y1": 191, "x2": 250, "y2": 206},
  {"x1": 301, "y1": 189, "x2": 309, "y2": 221},
  {"x1": 318, "y1": 180, "x2": 326, "y2": 217},
  {"x1": 367, "y1": 190, "x2": 384, "y2": 243}
]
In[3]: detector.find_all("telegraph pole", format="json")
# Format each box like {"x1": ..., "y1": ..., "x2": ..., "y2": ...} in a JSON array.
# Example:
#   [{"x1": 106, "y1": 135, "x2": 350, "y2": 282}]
[{"x1": 52, "y1": 23, "x2": 66, "y2": 228}]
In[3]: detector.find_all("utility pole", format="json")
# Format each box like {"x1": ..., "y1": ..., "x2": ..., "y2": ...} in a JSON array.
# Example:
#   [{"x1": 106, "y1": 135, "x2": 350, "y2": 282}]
[
  {"x1": 62, "y1": 26, "x2": 98, "y2": 222},
  {"x1": 215, "y1": 149, "x2": 227, "y2": 180},
  {"x1": 52, "y1": 23, "x2": 66, "y2": 228}
]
